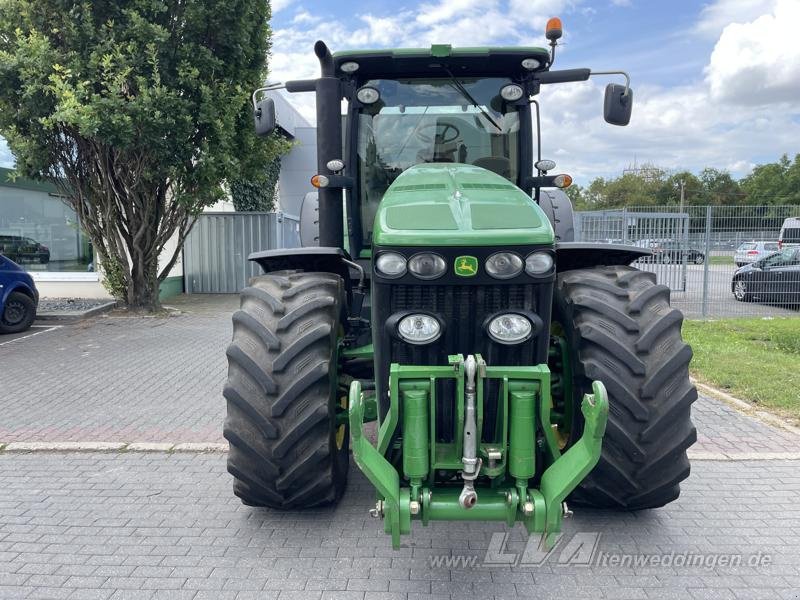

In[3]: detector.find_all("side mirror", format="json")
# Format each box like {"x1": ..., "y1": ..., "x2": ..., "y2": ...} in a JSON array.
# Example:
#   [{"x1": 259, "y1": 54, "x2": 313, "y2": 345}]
[
  {"x1": 604, "y1": 83, "x2": 632, "y2": 126},
  {"x1": 254, "y1": 96, "x2": 276, "y2": 136}
]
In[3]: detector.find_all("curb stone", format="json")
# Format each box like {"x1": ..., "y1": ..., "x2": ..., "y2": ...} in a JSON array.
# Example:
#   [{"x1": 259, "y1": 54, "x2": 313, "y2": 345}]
[
  {"x1": 0, "y1": 442, "x2": 228, "y2": 453},
  {"x1": 0, "y1": 442, "x2": 796, "y2": 460},
  {"x1": 4, "y1": 441, "x2": 127, "y2": 452},
  {"x1": 35, "y1": 300, "x2": 118, "y2": 322},
  {"x1": 692, "y1": 380, "x2": 800, "y2": 436}
]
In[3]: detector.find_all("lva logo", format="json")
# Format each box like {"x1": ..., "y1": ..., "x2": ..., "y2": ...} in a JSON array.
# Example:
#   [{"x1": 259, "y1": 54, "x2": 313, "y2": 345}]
[{"x1": 482, "y1": 531, "x2": 601, "y2": 567}]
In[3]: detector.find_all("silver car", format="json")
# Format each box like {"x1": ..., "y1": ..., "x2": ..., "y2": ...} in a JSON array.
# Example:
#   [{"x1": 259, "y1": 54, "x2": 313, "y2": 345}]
[{"x1": 734, "y1": 241, "x2": 779, "y2": 267}]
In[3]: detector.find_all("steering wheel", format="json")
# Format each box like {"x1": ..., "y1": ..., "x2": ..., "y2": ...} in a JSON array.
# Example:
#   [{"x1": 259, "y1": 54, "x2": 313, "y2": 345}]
[{"x1": 416, "y1": 122, "x2": 460, "y2": 144}]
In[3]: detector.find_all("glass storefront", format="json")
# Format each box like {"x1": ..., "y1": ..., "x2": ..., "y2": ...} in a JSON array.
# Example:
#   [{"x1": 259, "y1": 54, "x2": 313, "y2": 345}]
[{"x1": 0, "y1": 168, "x2": 93, "y2": 272}]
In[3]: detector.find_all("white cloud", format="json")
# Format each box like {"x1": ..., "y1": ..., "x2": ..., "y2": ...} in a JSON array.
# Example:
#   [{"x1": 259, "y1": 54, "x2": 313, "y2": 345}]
[
  {"x1": 416, "y1": 0, "x2": 490, "y2": 25},
  {"x1": 268, "y1": 0, "x2": 800, "y2": 182},
  {"x1": 705, "y1": 0, "x2": 800, "y2": 105},
  {"x1": 271, "y1": 0, "x2": 293, "y2": 13},
  {"x1": 269, "y1": 0, "x2": 575, "y2": 121},
  {"x1": 694, "y1": 0, "x2": 777, "y2": 37}
]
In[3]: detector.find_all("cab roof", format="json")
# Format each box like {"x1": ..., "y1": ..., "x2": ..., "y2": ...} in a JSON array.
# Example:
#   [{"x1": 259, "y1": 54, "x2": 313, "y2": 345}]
[{"x1": 332, "y1": 45, "x2": 551, "y2": 80}]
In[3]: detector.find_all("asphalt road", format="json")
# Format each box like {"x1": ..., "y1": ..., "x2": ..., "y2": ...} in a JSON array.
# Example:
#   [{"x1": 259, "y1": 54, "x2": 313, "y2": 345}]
[{"x1": 636, "y1": 262, "x2": 799, "y2": 318}]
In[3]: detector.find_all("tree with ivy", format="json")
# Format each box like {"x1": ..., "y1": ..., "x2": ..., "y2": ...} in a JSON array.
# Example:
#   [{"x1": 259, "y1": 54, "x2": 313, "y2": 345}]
[
  {"x1": 0, "y1": 0, "x2": 288, "y2": 309},
  {"x1": 230, "y1": 156, "x2": 282, "y2": 212}
]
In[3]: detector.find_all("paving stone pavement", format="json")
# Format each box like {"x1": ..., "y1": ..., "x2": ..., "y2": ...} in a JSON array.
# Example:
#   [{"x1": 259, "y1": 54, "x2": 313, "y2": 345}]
[
  {"x1": 0, "y1": 296, "x2": 237, "y2": 444},
  {"x1": 0, "y1": 452, "x2": 798, "y2": 600},
  {"x1": 2, "y1": 294, "x2": 799, "y2": 459}
]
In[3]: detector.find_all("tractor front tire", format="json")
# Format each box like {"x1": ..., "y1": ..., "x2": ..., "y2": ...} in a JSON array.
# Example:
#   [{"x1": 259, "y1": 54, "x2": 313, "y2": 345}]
[
  {"x1": 224, "y1": 271, "x2": 349, "y2": 509},
  {"x1": 554, "y1": 265, "x2": 697, "y2": 510}
]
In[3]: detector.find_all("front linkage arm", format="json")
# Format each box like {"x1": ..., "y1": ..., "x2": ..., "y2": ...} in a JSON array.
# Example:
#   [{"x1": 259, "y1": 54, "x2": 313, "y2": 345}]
[{"x1": 349, "y1": 356, "x2": 609, "y2": 549}]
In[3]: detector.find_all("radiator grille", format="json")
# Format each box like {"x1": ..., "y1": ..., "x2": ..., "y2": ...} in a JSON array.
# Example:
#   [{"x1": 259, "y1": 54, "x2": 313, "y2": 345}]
[{"x1": 387, "y1": 283, "x2": 539, "y2": 443}]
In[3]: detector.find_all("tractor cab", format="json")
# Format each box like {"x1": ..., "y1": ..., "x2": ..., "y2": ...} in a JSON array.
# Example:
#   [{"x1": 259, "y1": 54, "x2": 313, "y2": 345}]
[{"x1": 253, "y1": 27, "x2": 632, "y2": 259}]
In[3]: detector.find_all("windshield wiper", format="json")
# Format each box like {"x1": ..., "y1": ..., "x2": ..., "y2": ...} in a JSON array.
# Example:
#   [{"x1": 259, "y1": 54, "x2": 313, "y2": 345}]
[{"x1": 441, "y1": 66, "x2": 503, "y2": 132}]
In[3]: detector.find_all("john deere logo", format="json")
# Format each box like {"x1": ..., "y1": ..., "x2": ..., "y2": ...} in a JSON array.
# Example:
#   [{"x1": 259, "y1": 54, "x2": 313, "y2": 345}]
[{"x1": 455, "y1": 255, "x2": 478, "y2": 277}]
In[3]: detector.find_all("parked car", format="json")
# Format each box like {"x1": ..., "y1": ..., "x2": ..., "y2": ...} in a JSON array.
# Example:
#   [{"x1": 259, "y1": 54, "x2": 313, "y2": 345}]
[
  {"x1": 0, "y1": 234, "x2": 50, "y2": 264},
  {"x1": 731, "y1": 247, "x2": 800, "y2": 304},
  {"x1": 779, "y1": 216, "x2": 800, "y2": 250},
  {"x1": 632, "y1": 238, "x2": 666, "y2": 262},
  {"x1": 0, "y1": 253, "x2": 39, "y2": 333},
  {"x1": 734, "y1": 241, "x2": 780, "y2": 267},
  {"x1": 657, "y1": 240, "x2": 705, "y2": 264},
  {"x1": 633, "y1": 239, "x2": 703, "y2": 264}
]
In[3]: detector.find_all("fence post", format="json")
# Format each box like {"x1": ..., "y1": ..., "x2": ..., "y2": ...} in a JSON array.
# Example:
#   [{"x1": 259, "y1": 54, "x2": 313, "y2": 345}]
[{"x1": 701, "y1": 205, "x2": 712, "y2": 318}]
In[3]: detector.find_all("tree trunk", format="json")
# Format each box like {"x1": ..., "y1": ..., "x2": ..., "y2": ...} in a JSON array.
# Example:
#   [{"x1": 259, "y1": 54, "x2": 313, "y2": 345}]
[{"x1": 127, "y1": 249, "x2": 161, "y2": 311}]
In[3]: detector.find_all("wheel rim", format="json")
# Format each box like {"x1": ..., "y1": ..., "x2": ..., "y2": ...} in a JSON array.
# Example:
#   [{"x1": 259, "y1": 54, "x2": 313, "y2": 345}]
[
  {"x1": 734, "y1": 280, "x2": 747, "y2": 300},
  {"x1": 335, "y1": 395, "x2": 347, "y2": 450},
  {"x1": 3, "y1": 300, "x2": 26, "y2": 325},
  {"x1": 548, "y1": 322, "x2": 574, "y2": 449}
]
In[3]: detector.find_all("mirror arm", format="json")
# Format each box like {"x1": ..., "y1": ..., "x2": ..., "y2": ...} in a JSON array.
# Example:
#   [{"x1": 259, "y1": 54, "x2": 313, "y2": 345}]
[
  {"x1": 252, "y1": 82, "x2": 285, "y2": 112},
  {"x1": 589, "y1": 70, "x2": 631, "y2": 98}
]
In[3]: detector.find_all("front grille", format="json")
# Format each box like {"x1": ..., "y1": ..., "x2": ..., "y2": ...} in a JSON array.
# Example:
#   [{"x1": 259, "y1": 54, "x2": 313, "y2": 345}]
[
  {"x1": 388, "y1": 283, "x2": 538, "y2": 368},
  {"x1": 375, "y1": 282, "x2": 551, "y2": 443}
]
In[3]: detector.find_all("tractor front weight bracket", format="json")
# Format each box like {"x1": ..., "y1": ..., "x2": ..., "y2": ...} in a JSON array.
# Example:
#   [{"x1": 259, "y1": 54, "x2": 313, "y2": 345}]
[{"x1": 348, "y1": 356, "x2": 609, "y2": 549}]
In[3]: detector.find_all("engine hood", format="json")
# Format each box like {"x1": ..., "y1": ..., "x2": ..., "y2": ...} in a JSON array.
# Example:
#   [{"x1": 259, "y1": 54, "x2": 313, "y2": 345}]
[{"x1": 372, "y1": 163, "x2": 554, "y2": 247}]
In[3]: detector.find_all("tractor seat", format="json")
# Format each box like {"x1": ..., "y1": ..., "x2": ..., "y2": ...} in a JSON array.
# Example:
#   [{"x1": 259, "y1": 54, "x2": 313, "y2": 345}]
[{"x1": 472, "y1": 156, "x2": 512, "y2": 179}]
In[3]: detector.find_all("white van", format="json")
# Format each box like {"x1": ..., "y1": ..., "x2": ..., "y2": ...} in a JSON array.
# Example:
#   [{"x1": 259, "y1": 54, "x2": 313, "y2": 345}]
[{"x1": 779, "y1": 217, "x2": 800, "y2": 249}]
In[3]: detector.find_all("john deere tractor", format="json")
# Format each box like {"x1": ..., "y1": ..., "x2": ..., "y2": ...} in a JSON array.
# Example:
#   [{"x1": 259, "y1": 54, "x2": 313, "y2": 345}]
[{"x1": 224, "y1": 18, "x2": 696, "y2": 548}]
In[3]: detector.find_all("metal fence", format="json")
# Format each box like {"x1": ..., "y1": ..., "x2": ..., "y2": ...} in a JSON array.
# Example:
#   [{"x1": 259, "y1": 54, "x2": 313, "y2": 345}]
[
  {"x1": 575, "y1": 205, "x2": 800, "y2": 319},
  {"x1": 183, "y1": 212, "x2": 300, "y2": 293}
]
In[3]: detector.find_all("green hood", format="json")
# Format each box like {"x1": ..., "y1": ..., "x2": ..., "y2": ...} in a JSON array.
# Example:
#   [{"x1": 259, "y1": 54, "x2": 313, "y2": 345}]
[{"x1": 372, "y1": 164, "x2": 554, "y2": 247}]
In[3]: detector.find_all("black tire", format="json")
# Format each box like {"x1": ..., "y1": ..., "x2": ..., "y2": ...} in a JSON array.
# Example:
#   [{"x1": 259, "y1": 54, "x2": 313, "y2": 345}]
[
  {"x1": 0, "y1": 291, "x2": 36, "y2": 334},
  {"x1": 694, "y1": 254, "x2": 704, "y2": 265},
  {"x1": 223, "y1": 271, "x2": 349, "y2": 509},
  {"x1": 553, "y1": 265, "x2": 697, "y2": 510}
]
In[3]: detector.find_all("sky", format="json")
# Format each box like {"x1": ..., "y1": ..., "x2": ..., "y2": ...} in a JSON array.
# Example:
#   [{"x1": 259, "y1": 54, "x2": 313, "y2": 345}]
[{"x1": 2, "y1": 0, "x2": 799, "y2": 185}]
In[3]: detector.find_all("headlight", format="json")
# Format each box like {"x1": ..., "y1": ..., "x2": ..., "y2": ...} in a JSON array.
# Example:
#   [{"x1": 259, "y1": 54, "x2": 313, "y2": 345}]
[
  {"x1": 408, "y1": 252, "x2": 446, "y2": 280},
  {"x1": 356, "y1": 86, "x2": 380, "y2": 104},
  {"x1": 398, "y1": 314, "x2": 442, "y2": 345},
  {"x1": 521, "y1": 58, "x2": 541, "y2": 71},
  {"x1": 485, "y1": 252, "x2": 523, "y2": 279},
  {"x1": 375, "y1": 252, "x2": 407, "y2": 278},
  {"x1": 487, "y1": 313, "x2": 532, "y2": 345},
  {"x1": 500, "y1": 84, "x2": 525, "y2": 101},
  {"x1": 525, "y1": 252, "x2": 554, "y2": 275}
]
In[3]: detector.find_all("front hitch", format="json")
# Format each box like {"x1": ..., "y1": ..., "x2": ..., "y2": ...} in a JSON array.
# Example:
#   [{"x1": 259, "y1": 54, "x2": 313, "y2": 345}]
[{"x1": 349, "y1": 361, "x2": 609, "y2": 549}]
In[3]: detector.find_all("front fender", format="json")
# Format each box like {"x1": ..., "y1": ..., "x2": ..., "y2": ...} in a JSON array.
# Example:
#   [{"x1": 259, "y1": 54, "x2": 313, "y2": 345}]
[{"x1": 556, "y1": 242, "x2": 651, "y2": 272}]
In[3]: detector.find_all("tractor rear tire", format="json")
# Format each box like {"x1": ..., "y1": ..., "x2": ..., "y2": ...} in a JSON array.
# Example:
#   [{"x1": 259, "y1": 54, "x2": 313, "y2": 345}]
[
  {"x1": 554, "y1": 265, "x2": 697, "y2": 510},
  {"x1": 223, "y1": 271, "x2": 349, "y2": 509}
]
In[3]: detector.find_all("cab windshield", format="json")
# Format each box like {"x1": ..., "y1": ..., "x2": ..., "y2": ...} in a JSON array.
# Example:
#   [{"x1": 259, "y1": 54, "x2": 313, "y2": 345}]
[{"x1": 356, "y1": 77, "x2": 521, "y2": 244}]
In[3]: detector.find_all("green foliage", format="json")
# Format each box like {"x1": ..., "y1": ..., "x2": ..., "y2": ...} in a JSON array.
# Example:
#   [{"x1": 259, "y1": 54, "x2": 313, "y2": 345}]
[
  {"x1": 740, "y1": 154, "x2": 800, "y2": 205},
  {"x1": 98, "y1": 250, "x2": 127, "y2": 301},
  {"x1": 575, "y1": 154, "x2": 800, "y2": 210},
  {"x1": 0, "y1": 0, "x2": 286, "y2": 308},
  {"x1": 230, "y1": 153, "x2": 284, "y2": 212},
  {"x1": 683, "y1": 318, "x2": 800, "y2": 419}
]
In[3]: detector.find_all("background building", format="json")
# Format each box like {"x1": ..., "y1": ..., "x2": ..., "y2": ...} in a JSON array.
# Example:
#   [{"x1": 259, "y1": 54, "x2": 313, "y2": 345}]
[{"x1": 0, "y1": 94, "x2": 316, "y2": 299}]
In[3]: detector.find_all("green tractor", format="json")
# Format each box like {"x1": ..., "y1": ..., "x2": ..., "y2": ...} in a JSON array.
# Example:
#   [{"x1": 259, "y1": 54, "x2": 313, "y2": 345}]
[{"x1": 224, "y1": 19, "x2": 696, "y2": 548}]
